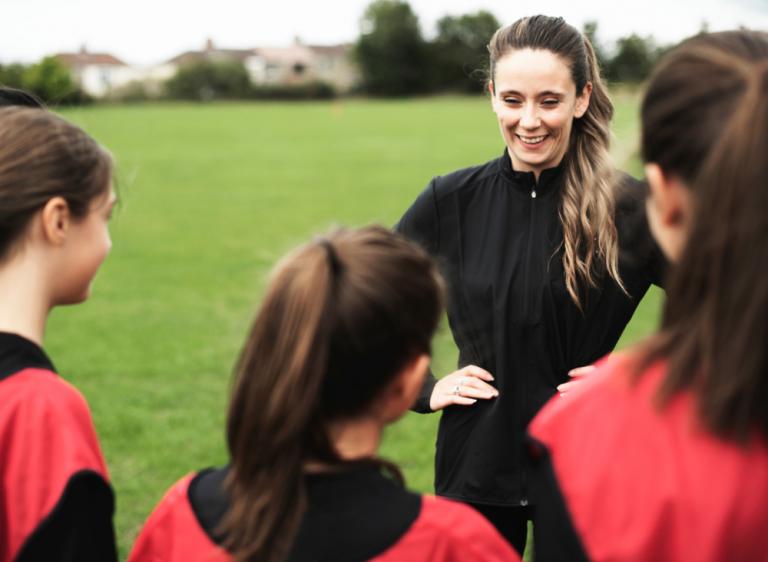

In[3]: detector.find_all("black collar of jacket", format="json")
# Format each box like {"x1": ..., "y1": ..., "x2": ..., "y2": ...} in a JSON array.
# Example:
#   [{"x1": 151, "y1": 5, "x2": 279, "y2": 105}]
[
  {"x1": 0, "y1": 331, "x2": 56, "y2": 381},
  {"x1": 498, "y1": 148, "x2": 565, "y2": 197}
]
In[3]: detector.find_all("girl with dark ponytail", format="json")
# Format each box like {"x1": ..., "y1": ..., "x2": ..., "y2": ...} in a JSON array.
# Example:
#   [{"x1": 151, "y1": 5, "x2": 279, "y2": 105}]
[
  {"x1": 128, "y1": 225, "x2": 521, "y2": 562},
  {"x1": 397, "y1": 14, "x2": 664, "y2": 552},
  {"x1": 529, "y1": 30, "x2": 768, "y2": 561}
]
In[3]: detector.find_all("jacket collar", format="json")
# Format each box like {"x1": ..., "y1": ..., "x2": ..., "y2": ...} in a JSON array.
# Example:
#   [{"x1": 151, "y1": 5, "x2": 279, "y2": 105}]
[{"x1": 498, "y1": 148, "x2": 565, "y2": 197}]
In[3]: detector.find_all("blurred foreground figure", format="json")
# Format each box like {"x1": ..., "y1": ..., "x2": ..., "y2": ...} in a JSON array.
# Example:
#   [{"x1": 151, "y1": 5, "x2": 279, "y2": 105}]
[{"x1": 529, "y1": 30, "x2": 768, "y2": 562}]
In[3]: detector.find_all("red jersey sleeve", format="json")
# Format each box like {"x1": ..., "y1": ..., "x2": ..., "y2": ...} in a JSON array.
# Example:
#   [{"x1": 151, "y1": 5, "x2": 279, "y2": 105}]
[
  {"x1": 128, "y1": 474, "x2": 230, "y2": 562},
  {"x1": 0, "y1": 369, "x2": 113, "y2": 562}
]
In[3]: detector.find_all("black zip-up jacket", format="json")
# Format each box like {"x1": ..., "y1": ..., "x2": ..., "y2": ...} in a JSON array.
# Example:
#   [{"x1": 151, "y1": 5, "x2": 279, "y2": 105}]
[{"x1": 396, "y1": 150, "x2": 665, "y2": 506}]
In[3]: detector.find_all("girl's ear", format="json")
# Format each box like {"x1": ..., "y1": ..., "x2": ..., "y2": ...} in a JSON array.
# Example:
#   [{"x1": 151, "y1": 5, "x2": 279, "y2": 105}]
[
  {"x1": 378, "y1": 354, "x2": 431, "y2": 423},
  {"x1": 574, "y1": 82, "x2": 592, "y2": 118},
  {"x1": 644, "y1": 162, "x2": 694, "y2": 262},
  {"x1": 645, "y1": 163, "x2": 688, "y2": 227},
  {"x1": 40, "y1": 197, "x2": 71, "y2": 246}
]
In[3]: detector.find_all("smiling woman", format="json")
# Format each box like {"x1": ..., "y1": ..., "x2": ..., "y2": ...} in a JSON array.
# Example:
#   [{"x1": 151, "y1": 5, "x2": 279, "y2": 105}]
[
  {"x1": 396, "y1": 15, "x2": 665, "y2": 555},
  {"x1": 490, "y1": 49, "x2": 591, "y2": 179}
]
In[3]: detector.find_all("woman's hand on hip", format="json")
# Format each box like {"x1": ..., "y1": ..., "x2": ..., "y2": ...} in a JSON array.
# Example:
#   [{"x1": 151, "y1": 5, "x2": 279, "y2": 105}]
[
  {"x1": 557, "y1": 364, "x2": 596, "y2": 397},
  {"x1": 429, "y1": 365, "x2": 499, "y2": 411}
]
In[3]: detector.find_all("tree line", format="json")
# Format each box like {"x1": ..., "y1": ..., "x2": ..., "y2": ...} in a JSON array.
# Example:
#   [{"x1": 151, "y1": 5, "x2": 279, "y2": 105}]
[
  {"x1": 1, "y1": 0, "x2": 675, "y2": 104},
  {"x1": 355, "y1": 0, "x2": 675, "y2": 96}
]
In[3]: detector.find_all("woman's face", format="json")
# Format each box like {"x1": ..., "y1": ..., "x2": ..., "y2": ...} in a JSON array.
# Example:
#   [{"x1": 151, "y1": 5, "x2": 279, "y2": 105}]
[{"x1": 490, "y1": 48, "x2": 591, "y2": 177}]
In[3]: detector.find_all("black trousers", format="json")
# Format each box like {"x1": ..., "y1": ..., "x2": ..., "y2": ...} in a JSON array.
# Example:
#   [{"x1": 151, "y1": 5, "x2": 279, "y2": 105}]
[{"x1": 467, "y1": 503, "x2": 533, "y2": 556}]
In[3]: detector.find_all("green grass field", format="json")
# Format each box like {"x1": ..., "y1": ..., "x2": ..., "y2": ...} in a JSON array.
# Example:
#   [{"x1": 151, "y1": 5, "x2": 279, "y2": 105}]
[{"x1": 52, "y1": 92, "x2": 661, "y2": 560}]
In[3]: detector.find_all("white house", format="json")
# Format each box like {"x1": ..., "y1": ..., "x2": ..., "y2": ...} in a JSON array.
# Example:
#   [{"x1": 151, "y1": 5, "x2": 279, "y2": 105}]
[
  {"x1": 55, "y1": 47, "x2": 138, "y2": 97},
  {"x1": 162, "y1": 38, "x2": 359, "y2": 93}
]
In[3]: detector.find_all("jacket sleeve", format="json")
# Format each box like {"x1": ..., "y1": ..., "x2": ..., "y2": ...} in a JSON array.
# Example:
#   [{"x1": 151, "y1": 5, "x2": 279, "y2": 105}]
[
  {"x1": 396, "y1": 179, "x2": 441, "y2": 413},
  {"x1": 2, "y1": 371, "x2": 116, "y2": 562}
]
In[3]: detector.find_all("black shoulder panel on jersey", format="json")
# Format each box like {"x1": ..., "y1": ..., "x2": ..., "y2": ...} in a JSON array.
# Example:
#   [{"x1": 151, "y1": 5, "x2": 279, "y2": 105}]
[{"x1": 15, "y1": 469, "x2": 117, "y2": 562}]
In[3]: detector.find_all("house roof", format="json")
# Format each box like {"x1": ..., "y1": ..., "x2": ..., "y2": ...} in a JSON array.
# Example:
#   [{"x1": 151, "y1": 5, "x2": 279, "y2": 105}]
[
  {"x1": 167, "y1": 48, "x2": 254, "y2": 66},
  {"x1": 252, "y1": 46, "x2": 314, "y2": 65},
  {"x1": 306, "y1": 44, "x2": 352, "y2": 57},
  {"x1": 55, "y1": 51, "x2": 127, "y2": 68},
  {"x1": 163, "y1": 38, "x2": 353, "y2": 68}
]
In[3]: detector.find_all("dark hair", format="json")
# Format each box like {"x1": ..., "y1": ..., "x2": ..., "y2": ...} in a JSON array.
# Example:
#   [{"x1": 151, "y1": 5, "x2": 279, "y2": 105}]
[
  {"x1": 0, "y1": 87, "x2": 45, "y2": 109},
  {"x1": 640, "y1": 30, "x2": 768, "y2": 441},
  {"x1": 0, "y1": 107, "x2": 113, "y2": 260},
  {"x1": 488, "y1": 15, "x2": 622, "y2": 308},
  {"x1": 222, "y1": 225, "x2": 445, "y2": 562}
]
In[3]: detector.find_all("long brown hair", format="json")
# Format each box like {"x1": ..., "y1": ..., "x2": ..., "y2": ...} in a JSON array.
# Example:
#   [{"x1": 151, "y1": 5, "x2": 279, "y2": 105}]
[
  {"x1": 488, "y1": 15, "x2": 622, "y2": 307},
  {"x1": 0, "y1": 107, "x2": 112, "y2": 260},
  {"x1": 640, "y1": 30, "x2": 768, "y2": 441},
  {"x1": 222, "y1": 225, "x2": 444, "y2": 562}
]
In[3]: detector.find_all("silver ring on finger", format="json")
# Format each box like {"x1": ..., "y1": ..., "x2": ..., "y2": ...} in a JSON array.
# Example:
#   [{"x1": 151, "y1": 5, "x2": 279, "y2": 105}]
[{"x1": 453, "y1": 384, "x2": 461, "y2": 396}]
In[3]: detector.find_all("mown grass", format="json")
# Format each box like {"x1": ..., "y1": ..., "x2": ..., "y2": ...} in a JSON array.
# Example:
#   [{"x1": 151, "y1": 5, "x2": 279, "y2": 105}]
[{"x1": 52, "y1": 92, "x2": 657, "y2": 560}]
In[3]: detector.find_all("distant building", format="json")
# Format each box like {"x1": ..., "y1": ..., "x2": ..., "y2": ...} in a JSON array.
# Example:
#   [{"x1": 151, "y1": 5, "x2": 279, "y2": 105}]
[
  {"x1": 55, "y1": 46, "x2": 137, "y2": 97},
  {"x1": 161, "y1": 38, "x2": 359, "y2": 93}
]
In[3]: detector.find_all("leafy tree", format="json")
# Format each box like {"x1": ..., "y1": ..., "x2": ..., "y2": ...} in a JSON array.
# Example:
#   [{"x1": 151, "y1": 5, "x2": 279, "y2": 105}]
[
  {"x1": 606, "y1": 34, "x2": 657, "y2": 83},
  {"x1": 354, "y1": 0, "x2": 430, "y2": 96},
  {"x1": 22, "y1": 57, "x2": 84, "y2": 104},
  {"x1": 432, "y1": 10, "x2": 500, "y2": 93},
  {"x1": 165, "y1": 60, "x2": 252, "y2": 101}
]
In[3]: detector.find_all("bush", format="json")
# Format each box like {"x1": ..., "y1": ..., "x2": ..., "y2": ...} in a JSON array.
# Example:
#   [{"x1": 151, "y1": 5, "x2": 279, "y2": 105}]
[
  {"x1": 165, "y1": 60, "x2": 252, "y2": 101},
  {"x1": 105, "y1": 80, "x2": 155, "y2": 103},
  {"x1": 251, "y1": 81, "x2": 336, "y2": 100}
]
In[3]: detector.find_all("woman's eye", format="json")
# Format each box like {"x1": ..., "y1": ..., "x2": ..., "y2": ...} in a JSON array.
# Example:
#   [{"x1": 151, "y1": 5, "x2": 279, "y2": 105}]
[
  {"x1": 503, "y1": 97, "x2": 522, "y2": 105},
  {"x1": 542, "y1": 99, "x2": 560, "y2": 106}
]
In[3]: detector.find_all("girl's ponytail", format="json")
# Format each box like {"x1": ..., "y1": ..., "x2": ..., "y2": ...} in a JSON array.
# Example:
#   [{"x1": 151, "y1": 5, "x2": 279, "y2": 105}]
[{"x1": 223, "y1": 241, "x2": 341, "y2": 562}]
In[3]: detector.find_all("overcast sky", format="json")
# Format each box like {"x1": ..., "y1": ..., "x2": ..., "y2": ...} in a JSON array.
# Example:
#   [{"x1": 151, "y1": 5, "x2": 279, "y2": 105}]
[{"x1": 1, "y1": 0, "x2": 766, "y2": 66}]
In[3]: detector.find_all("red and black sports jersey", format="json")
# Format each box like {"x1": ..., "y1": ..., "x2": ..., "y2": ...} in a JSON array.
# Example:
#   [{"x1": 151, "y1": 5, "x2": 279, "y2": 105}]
[
  {"x1": 0, "y1": 332, "x2": 117, "y2": 562},
  {"x1": 128, "y1": 464, "x2": 521, "y2": 562},
  {"x1": 528, "y1": 353, "x2": 768, "y2": 562}
]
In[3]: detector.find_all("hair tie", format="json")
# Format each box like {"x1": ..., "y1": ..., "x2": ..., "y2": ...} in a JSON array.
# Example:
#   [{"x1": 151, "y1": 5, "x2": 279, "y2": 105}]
[{"x1": 318, "y1": 238, "x2": 342, "y2": 277}]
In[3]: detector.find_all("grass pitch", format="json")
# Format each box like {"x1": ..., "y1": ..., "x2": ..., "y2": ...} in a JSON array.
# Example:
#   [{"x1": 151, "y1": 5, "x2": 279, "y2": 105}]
[{"x1": 52, "y1": 92, "x2": 658, "y2": 559}]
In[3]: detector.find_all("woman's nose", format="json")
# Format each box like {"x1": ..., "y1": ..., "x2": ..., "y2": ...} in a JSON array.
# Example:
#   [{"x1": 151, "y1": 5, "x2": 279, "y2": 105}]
[{"x1": 519, "y1": 105, "x2": 540, "y2": 129}]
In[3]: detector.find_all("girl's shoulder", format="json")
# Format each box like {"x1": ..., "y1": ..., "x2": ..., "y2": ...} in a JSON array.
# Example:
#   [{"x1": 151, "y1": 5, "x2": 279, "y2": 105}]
[{"x1": 373, "y1": 494, "x2": 521, "y2": 562}]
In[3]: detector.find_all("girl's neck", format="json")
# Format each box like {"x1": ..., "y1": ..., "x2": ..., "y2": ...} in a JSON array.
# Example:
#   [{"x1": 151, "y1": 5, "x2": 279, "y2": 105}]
[
  {"x1": 305, "y1": 416, "x2": 383, "y2": 472},
  {"x1": 0, "y1": 256, "x2": 50, "y2": 346},
  {"x1": 331, "y1": 416, "x2": 382, "y2": 459}
]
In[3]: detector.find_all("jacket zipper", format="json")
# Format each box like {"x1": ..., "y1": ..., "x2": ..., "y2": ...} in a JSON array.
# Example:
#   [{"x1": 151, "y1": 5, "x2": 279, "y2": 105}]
[{"x1": 520, "y1": 179, "x2": 537, "y2": 507}]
